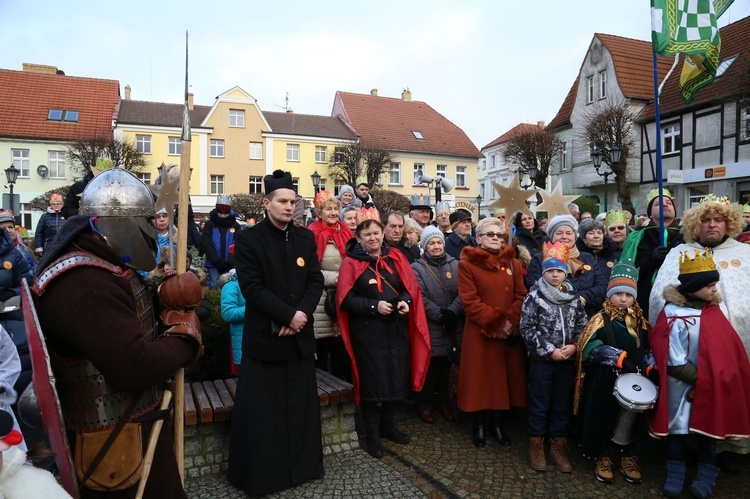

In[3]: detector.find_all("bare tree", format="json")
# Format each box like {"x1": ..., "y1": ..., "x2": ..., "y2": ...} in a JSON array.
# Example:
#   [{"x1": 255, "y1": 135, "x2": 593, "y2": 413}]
[
  {"x1": 29, "y1": 186, "x2": 71, "y2": 212},
  {"x1": 504, "y1": 126, "x2": 562, "y2": 190},
  {"x1": 66, "y1": 137, "x2": 147, "y2": 178},
  {"x1": 371, "y1": 188, "x2": 410, "y2": 214},
  {"x1": 578, "y1": 100, "x2": 637, "y2": 214},
  {"x1": 327, "y1": 142, "x2": 392, "y2": 187},
  {"x1": 230, "y1": 194, "x2": 266, "y2": 220}
]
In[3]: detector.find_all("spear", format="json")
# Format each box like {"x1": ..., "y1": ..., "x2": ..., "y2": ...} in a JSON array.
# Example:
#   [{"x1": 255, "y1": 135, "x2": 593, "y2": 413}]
[{"x1": 173, "y1": 30, "x2": 191, "y2": 483}]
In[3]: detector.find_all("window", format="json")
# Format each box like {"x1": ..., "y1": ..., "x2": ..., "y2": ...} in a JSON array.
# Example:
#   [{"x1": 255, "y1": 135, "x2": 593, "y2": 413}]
[
  {"x1": 412, "y1": 130, "x2": 424, "y2": 140},
  {"x1": 47, "y1": 109, "x2": 78, "y2": 122},
  {"x1": 210, "y1": 175, "x2": 225, "y2": 195},
  {"x1": 249, "y1": 142, "x2": 263, "y2": 160},
  {"x1": 491, "y1": 155, "x2": 496, "y2": 168},
  {"x1": 210, "y1": 139, "x2": 225, "y2": 158},
  {"x1": 249, "y1": 176, "x2": 263, "y2": 194},
  {"x1": 560, "y1": 141, "x2": 569, "y2": 171},
  {"x1": 599, "y1": 70, "x2": 607, "y2": 99},
  {"x1": 229, "y1": 109, "x2": 245, "y2": 128},
  {"x1": 741, "y1": 106, "x2": 750, "y2": 141},
  {"x1": 663, "y1": 123, "x2": 681, "y2": 154},
  {"x1": 334, "y1": 147, "x2": 346, "y2": 164},
  {"x1": 413, "y1": 163, "x2": 425, "y2": 184},
  {"x1": 63, "y1": 110, "x2": 79, "y2": 122},
  {"x1": 136, "y1": 135, "x2": 151, "y2": 154},
  {"x1": 136, "y1": 173, "x2": 152, "y2": 184},
  {"x1": 389, "y1": 162, "x2": 401, "y2": 185},
  {"x1": 11, "y1": 149, "x2": 30, "y2": 177},
  {"x1": 436, "y1": 164, "x2": 447, "y2": 178},
  {"x1": 456, "y1": 166, "x2": 467, "y2": 187},
  {"x1": 689, "y1": 185, "x2": 710, "y2": 207},
  {"x1": 334, "y1": 180, "x2": 344, "y2": 195},
  {"x1": 286, "y1": 144, "x2": 299, "y2": 162},
  {"x1": 48, "y1": 151, "x2": 66, "y2": 179},
  {"x1": 168, "y1": 137, "x2": 181, "y2": 156},
  {"x1": 315, "y1": 146, "x2": 327, "y2": 163},
  {"x1": 20, "y1": 203, "x2": 32, "y2": 231},
  {"x1": 319, "y1": 178, "x2": 327, "y2": 191},
  {"x1": 48, "y1": 109, "x2": 63, "y2": 120},
  {"x1": 479, "y1": 183, "x2": 485, "y2": 200},
  {"x1": 586, "y1": 75, "x2": 594, "y2": 104},
  {"x1": 292, "y1": 177, "x2": 299, "y2": 194},
  {"x1": 481, "y1": 159, "x2": 486, "y2": 170}
]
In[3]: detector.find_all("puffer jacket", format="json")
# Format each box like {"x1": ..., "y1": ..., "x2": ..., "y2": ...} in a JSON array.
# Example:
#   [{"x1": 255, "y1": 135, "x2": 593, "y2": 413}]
[
  {"x1": 34, "y1": 208, "x2": 66, "y2": 252},
  {"x1": 313, "y1": 239, "x2": 343, "y2": 339},
  {"x1": 411, "y1": 253, "x2": 463, "y2": 357},
  {"x1": 221, "y1": 275, "x2": 246, "y2": 365},
  {"x1": 575, "y1": 237, "x2": 621, "y2": 282},
  {"x1": 520, "y1": 278, "x2": 587, "y2": 361}
]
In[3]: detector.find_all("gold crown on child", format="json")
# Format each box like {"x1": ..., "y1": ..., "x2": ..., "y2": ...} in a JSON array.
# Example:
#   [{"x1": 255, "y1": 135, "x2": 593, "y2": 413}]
[
  {"x1": 679, "y1": 248, "x2": 717, "y2": 275},
  {"x1": 542, "y1": 241, "x2": 570, "y2": 262},
  {"x1": 356, "y1": 207, "x2": 381, "y2": 225}
]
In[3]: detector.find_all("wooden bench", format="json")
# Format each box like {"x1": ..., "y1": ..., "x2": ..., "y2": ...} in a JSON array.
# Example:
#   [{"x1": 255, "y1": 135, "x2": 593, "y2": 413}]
[{"x1": 184, "y1": 369, "x2": 353, "y2": 425}]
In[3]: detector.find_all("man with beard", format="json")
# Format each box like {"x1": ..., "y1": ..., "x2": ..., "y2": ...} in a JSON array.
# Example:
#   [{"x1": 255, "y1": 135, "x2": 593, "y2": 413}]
[
  {"x1": 445, "y1": 210, "x2": 477, "y2": 259},
  {"x1": 383, "y1": 211, "x2": 420, "y2": 263},
  {"x1": 228, "y1": 170, "x2": 324, "y2": 496},
  {"x1": 200, "y1": 195, "x2": 242, "y2": 289}
]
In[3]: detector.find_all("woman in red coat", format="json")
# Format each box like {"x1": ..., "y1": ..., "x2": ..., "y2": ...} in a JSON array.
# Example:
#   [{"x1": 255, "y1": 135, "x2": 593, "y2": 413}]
[{"x1": 457, "y1": 216, "x2": 528, "y2": 448}]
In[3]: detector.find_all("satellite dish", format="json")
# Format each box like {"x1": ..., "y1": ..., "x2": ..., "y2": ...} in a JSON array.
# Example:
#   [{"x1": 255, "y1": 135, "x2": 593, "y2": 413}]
[{"x1": 37, "y1": 165, "x2": 49, "y2": 178}]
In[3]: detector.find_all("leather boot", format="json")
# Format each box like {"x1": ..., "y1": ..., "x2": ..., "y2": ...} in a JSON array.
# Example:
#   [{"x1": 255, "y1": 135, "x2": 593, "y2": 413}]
[
  {"x1": 380, "y1": 402, "x2": 410, "y2": 444},
  {"x1": 489, "y1": 410, "x2": 511, "y2": 446},
  {"x1": 529, "y1": 436, "x2": 547, "y2": 471},
  {"x1": 472, "y1": 411, "x2": 486, "y2": 448},
  {"x1": 362, "y1": 402, "x2": 383, "y2": 458},
  {"x1": 688, "y1": 462, "x2": 720, "y2": 499},
  {"x1": 663, "y1": 459, "x2": 686, "y2": 498},
  {"x1": 550, "y1": 437, "x2": 573, "y2": 472}
]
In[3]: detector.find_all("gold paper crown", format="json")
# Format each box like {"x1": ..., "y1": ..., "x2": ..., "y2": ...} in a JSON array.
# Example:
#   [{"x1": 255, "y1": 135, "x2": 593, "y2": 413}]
[
  {"x1": 605, "y1": 209, "x2": 629, "y2": 226},
  {"x1": 700, "y1": 193, "x2": 730, "y2": 205},
  {"x1": 646, "y1": 188, "x2": 672, "y2": 206},
  {"x1": 679, "y1": 248, "x2": 717, "y2": 275},
  {"x1": 313, "y1": 189, "x2": 336, "y2": 209},
  {"x1": 356, "y1": 207, "x2": 381, "y2": 225},
  {"x1": 542, "y1": 241, "x2": 570, "y2": 262},
  {"x1": 742, "y1": 204, "x2": 750, "y2": 214}
]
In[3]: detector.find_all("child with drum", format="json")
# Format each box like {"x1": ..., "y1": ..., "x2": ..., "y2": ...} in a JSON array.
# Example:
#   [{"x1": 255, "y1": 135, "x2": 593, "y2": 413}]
[
  {"x1": 520, "y1": 242, "x2": 587, "y2": 473},
  {"x1": 649, "y1": 249, "x2": 750, "y2": 499},
  {"x1": 574, "y1": 259, "x2": 655, "y2": 484}
]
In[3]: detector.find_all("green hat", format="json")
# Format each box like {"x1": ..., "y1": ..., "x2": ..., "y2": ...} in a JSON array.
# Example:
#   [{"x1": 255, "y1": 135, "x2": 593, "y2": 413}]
[
  {"x1": 607, "y1": 259, "x2": 638, "y2": 299},
  {"x1": 605, "y1": 209, "x2": 629, "y2": 226},
  {"x1": 742, "y1": 204, "x2": 750, "y2": 214},
  {"x1": 355, "y1": 176, "x2": 369, "y2": 188}
]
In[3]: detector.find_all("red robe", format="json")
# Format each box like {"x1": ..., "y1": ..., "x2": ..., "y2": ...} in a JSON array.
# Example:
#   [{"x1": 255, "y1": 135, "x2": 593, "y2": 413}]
[
  {"x1": 649, "y1": 304, "x2": 750, "y2": 439},
  {"x1": 336, "y1": 248, "x2": 431, "y2": 403}
]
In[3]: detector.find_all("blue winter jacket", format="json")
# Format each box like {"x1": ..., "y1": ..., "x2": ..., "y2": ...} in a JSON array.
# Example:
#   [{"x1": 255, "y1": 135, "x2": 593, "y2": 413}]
[
  {"x1": 34, "y1": 208, "x2": 66, "y2": 251},
  {"x1": 221, "y1": 276, "x2": 246, "y2": 365}
]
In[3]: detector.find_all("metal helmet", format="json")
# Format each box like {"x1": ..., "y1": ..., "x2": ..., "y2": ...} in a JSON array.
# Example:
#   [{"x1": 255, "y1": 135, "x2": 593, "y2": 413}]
[{"x1": 80, "y1": 168, "x2": 158, "y2": 271}]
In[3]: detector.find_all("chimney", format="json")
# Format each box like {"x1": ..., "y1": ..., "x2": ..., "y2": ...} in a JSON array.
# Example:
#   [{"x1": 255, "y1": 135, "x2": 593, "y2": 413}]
[
  {"x1": 22, "y1": 63, "x2": 58, "y2": 75},
  {"x1": 187, "y1": 92, "x2": 194, "y2": 111},
  {"x1": 401, "y1": 87, "x2": 412, "y2": 101},
  {"x1": 537, "y1": 120, "x2": 545, "y2": 129},
  {"x1": 370, "y1": 88, "x2": 378, "y2": 96},
  {"x1": 124, "y1": 85, "x2": 131, "y2": 100}
]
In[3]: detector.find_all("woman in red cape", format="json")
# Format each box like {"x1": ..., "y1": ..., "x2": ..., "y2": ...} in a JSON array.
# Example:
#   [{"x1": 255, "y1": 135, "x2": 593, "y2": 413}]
[{"x1": 336, "y1": 213, "x2": 430, "y2": 458}]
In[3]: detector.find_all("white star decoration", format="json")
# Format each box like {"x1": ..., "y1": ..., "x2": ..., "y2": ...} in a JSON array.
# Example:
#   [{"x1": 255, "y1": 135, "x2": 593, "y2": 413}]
[
  {"x1": 536, "y1": 180, "x2": 580, "y2": 218},
  {"x1": 487, "y1": 173, "x2": 538, "y2": 218}
]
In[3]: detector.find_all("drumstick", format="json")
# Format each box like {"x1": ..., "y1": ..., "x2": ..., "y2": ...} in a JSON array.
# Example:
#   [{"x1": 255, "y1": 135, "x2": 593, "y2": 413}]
[{"x1": 136, "y1": 390, "x2": 173, "y2": 499}]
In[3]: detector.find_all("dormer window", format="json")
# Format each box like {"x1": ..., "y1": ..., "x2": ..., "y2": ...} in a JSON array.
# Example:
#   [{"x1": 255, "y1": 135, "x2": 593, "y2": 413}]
[
  {"x1": 48, "y1": 109, "x2": 63, "y2": 120},
  {"x1": 412, "y1": 130, "x2": 424, "y2": 140},
  {"x1": 48, "y1": 109, "x2": 79, "y2": 122}
]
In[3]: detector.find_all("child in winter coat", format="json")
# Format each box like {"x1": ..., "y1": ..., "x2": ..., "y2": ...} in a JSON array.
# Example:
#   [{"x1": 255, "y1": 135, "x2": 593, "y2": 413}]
[
  {"x1": 520, "y1": 242, "x2": 587, "y2": 473},
  {"x1": 649, "y1": 248, "x2": 750, "y2": 498},
  {"x1": 220, "y1": 269, "x2": 245, "y2": 375},
  {"x1": 575, "y1": 259, "x2": 655, "y2": 484}
]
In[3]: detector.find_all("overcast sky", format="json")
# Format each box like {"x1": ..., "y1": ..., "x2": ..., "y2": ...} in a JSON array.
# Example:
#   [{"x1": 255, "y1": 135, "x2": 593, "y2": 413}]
[{"x1": 2, "y1": 0, "x2": 748, "y2": 150}]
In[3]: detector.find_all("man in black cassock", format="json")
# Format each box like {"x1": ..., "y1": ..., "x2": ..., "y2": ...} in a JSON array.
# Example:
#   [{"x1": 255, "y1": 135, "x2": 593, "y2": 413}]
[{"x1": 228, "y1": 170, "x2": 324, "y2": 496}]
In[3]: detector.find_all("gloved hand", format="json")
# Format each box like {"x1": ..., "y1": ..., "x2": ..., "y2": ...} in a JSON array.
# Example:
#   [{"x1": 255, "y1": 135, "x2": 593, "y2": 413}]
[
  {"x1": 652, "y1": 245, "x2": 670, "y2": 262},
  {"x1": 0, "y1": 289, "x2": 17, "y2": 302},
  {"x1": 158, "y1": 271, "x2": 203, "y2": 310},
  {"x1": 442, "y1": 309, "x2": 457, "y2": 330},
  {"x1": 621, "y1": 356, "x2": 638, "y2": 373},
  {"x1": 647, "y1": 368, "x2": 660, "y2": 386},
  {"x1": 160, "y1": 309, "x2": 203, "y2": 364}
]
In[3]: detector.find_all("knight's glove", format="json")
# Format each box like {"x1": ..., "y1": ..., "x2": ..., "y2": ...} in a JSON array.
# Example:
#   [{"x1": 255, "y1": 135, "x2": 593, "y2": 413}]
[
  {"x1": 158, "y1": 271, "x2": 203, "y2": 309},
  {"x1": 160, "y1": 309, "x2": 203, "y2": 364}
]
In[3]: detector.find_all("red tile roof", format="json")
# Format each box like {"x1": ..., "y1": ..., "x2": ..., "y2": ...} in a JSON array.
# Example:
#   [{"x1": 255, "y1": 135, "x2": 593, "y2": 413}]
[
  {"x1": 264, "y1": 112, "x2": 357, "y2": 140},
  {"x1": 546, "y1": 76, "x2": 579, "y2": 131},
  {"x1": 0, "y1": 68, "x2": 120, "y2": 141},
  {"x1": 640, "y1": 15, "x2": 750, "y2": 120},
  {"x1": 482, "y1": 123, "x2": 540, "y2": 150},
  {"x1": 117, "y1": 99, "x2": 212, "y2": 128},
  {"x1": 334, "y1": 91, "x2": 482, "y2": 159}
]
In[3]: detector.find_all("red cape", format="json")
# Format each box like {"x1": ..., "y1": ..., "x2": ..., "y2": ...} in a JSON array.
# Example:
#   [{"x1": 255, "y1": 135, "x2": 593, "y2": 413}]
[
  {"x1": 308, "y1": 220, "x2": 353, "y2": 261},
  {"x1": 648, "y1": 304, "x2": 750, "y2": 439},
  {"x1": 336, "y1": 247, "x2": 431, "y2": 403}
]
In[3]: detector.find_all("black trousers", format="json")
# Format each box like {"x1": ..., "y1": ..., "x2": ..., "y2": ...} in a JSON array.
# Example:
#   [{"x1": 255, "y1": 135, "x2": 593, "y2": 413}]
[{"x1": 417, "y1": 356, "x2": 450, "y2": 411}]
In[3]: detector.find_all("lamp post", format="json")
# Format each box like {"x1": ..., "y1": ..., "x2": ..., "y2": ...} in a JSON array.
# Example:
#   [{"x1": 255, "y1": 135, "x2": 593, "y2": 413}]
[
  {"x1": 310, "y1": 170, "x2": 321, "y2": 194},
  {"x1": 476, "y1": 193, "x2": 482, "y2": 219},
  {"x1": 591, "y1": 145, "x2": 620, "y2": 212},
  {"x1": 4, "y1": 164, "x2": 20, "y2": 217},
  {"x1": 519, "y1": 163, "x2": 538, "y2": 190}
]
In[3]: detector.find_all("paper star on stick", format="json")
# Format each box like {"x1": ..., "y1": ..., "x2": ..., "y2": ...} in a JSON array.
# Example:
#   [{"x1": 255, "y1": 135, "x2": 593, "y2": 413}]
[
  {"x1": 487, "y1": 172, "x2": 538, "y2": 217},
  {"x1": 536, "y1": 180, "x2": 580, "y2": 217}
]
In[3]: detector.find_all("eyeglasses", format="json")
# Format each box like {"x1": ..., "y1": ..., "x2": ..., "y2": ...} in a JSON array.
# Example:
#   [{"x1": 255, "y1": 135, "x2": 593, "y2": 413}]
[
  {"x1": 481, "y1": 232, "x2": 503, "y2": 239},
  {"x1": 608, "y1": 225, "x2": 626, "y2": 231}
]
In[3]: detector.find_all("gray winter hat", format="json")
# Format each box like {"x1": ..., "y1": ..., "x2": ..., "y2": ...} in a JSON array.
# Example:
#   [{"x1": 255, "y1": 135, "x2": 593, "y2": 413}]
[
  {"x1": 546, "y1": 214, "x2": 579, "y2": 239},
  {"x1": 338, "y1": 185, "x2": 355, "y2": 199},
  {"x1": 419, "y1": 225, "x2": 445, "y2": 252}
]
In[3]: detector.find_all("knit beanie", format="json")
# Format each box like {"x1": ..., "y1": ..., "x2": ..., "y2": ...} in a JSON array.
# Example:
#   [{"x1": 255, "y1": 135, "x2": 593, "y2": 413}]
[
  {"x1": 338, "y1": 185, "x2": 355, "y2": 199},
  {"x1": 607, "y1": 259, "x2": 638, "y2": 299},
  {"x1": 419, "y1": 225, "x2": 445, "y2": 252},
  {"x1": 542, "y1": 242, "x2": 569, "y2": 274},
  {"x1": 545, "y1": 214, "x2": 578, "y2": 239},
  {"x1": 678, "y1": 248, "x2": 720, "y2": 294}
]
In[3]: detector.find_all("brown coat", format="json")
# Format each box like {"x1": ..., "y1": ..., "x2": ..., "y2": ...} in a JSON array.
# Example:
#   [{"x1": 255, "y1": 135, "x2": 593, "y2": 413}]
[{"x1": 457, "y1": 245, "x2": 528, "y2": 412}]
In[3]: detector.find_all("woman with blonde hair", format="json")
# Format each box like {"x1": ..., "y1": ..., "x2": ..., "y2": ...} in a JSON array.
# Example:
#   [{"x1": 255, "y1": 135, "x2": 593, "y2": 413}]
[{"x1": 403, "y1": 218, "x2": 423, "y2": 250}]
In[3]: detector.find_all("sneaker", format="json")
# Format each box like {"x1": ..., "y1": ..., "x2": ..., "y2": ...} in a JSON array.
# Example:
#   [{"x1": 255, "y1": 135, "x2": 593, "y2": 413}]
[
  {"x1": 620, "y1": 456, "x2": 642, "y2": 484},
  {"x1": 595, "y1": 457, "x2": 614, "y2": 483}
]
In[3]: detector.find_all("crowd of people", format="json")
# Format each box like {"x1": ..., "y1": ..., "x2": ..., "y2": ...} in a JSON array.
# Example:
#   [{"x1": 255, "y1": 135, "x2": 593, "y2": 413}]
[{"x1": 2, "y1": 167, "x2": 750, "y2": 498}]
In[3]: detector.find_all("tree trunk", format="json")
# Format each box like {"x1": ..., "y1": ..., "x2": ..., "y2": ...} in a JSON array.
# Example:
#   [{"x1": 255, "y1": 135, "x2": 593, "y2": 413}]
[{"x1": 613, "y1": 156, "x2": 634, "y2": 214}]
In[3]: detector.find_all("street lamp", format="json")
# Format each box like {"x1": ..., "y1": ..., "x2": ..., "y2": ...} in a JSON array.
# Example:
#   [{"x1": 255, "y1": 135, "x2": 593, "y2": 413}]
[
  {"x1": 4, "y1": 164, "x2": 20, "y2": 214},
  {"x1": 519, "y1": 163, "x2": 538, "y2": 190},
  {"x1": 591, "y1": 146, "x2": 619, "y2": 212},
  {"x1": 310, "y1": 170, "x2": 321, "y2": 193},
  {"x1": 476, "y1": 193, "x2": 483, "y2": 218}
]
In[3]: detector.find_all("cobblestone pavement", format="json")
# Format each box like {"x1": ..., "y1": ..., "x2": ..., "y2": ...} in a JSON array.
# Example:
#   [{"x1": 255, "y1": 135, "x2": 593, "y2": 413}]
[{"x1": 187, "y1": 409, "x2": 750, "y2": 498}]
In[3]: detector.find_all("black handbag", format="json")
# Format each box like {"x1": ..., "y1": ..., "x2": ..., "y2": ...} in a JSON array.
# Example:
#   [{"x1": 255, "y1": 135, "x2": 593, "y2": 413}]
[{"x1": 324, "y1": 289, "x2": 337, "y2": 318}]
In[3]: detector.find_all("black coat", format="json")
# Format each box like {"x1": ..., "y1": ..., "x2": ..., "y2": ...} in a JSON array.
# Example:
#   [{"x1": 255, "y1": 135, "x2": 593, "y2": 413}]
[
  {"x1": 200, "y1": 210, "x2": 242, "y2": 271},
  {"x1": 514, "y1": 226, "x2": 545, "y2": 256},
  {"x1": 575, "y1": 237, "x2": 621, "y2": 282},
  {"x1": 445, "y1": 231, "x2": 477, "y2": 260}
]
